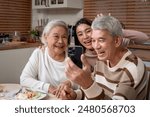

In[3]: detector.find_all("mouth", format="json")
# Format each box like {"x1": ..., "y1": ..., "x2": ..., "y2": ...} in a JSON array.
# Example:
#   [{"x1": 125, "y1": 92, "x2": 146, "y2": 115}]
[
  {"x1": 83, "y1": 40, "x2": 92, "y2": 46},
  {"x1": 97, "y1": 51, "x2": 105, "y2": 56},
  {"x1": 54, "y1": 45, "x2": 65, "y2": 49}
]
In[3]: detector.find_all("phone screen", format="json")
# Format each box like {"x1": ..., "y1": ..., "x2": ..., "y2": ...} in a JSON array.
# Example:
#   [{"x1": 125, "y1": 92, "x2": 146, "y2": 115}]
[{"x1": 68, "y1": 45, "x2": 83, "y2": 68}]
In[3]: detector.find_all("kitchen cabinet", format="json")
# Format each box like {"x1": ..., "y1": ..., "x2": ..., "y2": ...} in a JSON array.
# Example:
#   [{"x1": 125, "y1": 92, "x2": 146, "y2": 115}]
[{"x1": 32, "y1": 0, "x2": 83, "y2": 9}]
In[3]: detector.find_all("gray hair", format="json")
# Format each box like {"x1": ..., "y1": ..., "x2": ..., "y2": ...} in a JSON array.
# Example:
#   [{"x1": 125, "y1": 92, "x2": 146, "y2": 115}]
[
  {"x1": 91, "y1": 16, "x2": 123, "y2": 37},
  {"x1": 41, "y1": 19, "x2": 68, "y2": 45}
]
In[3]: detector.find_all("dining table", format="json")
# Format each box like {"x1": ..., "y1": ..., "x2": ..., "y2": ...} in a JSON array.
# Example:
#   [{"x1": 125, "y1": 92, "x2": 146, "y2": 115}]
[{"x1": 0, "y1": 83, "x2": 58, "y2": 100}]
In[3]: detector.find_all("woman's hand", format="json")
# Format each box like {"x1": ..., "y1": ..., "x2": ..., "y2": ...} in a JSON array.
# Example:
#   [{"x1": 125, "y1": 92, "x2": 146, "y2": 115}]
[
  {"x1": 48, "y1": 86, "x2": 57, "y2": 95},
  {"x1": 58, "y1": 85, "x2": 77, "y2": 100},
  {"x1": 96, "y1": 13, "x2": 111, "y2": 18},
  {"x1": 38, "y1": 44, "x2": 46, "y2": 52},
  {"x1": 54, "y1": 80, "x2": 72, "y2": 98}
]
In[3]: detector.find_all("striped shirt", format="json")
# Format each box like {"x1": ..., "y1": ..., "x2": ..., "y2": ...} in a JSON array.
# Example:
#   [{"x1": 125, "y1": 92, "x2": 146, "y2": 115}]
[{"x1": 81, "y1": 50, "x2": 148, "y2": 100}]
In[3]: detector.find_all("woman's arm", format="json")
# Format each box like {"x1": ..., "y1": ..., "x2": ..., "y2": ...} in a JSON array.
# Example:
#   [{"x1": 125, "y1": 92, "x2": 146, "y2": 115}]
[
  {"x1": 20, "y1": 48, "x2": 50, "y2": 92},
  {"x1": 122, "y1": 29, "x2": 149, "y2": 44}
]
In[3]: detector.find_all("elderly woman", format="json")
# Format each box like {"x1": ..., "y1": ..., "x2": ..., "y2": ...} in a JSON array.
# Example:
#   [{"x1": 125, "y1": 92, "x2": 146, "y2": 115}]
[
  {"x1": 20, "y1": 19, "x2": 77, "y2": 96},
  {"x1": 64, "y1": 16, "x2": 148, "y2": 100}
]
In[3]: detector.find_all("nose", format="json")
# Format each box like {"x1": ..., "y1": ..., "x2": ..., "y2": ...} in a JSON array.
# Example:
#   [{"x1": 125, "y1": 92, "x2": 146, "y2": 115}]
[
  {"x1": 93, "y1": 40, "x2": 100, "y2": 50},
  {"x1": 58, "y1": 37, "x2": 63, "y2": 43},
  {"x1": 83, "y1": 32, "x2": 88, "y2": 38}
]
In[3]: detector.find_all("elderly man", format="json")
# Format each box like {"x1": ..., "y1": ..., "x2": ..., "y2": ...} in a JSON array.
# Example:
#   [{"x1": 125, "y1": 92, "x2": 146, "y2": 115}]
[{"x1": 61, "y1": 15, "x2": 148, "y2": 100}]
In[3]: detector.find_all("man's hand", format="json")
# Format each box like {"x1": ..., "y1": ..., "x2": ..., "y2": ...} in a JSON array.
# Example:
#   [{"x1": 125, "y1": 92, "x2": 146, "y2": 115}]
[
  {"x1": 65, "y1": 54, "x2": 94, "y2": 89},
  {"x1": 59, "y1": 85, "x2": 77, "y2": 100}
]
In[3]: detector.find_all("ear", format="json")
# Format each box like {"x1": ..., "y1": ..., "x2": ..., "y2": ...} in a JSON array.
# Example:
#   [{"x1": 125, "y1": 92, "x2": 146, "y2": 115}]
[{"x1": 114, "y1": 36, "x2": 122, "y2": 47}]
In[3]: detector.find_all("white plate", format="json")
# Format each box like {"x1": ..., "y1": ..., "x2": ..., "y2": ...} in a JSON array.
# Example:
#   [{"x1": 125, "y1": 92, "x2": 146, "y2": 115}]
[
  {"x1": 15, "y1": 91, "x2": 47, "y2": 100},
  {"x1": 32, "y1": 92, "x2": 47, "y2": 100}
]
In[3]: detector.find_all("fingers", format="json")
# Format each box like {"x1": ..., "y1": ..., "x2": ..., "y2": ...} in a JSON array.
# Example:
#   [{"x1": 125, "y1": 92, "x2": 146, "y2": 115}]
[
  {"x1": 96, "y1": 13, "x2": 103, "y2": 17},
  {"x1": 60, "y1": 90, "x2": 67, "y2": 100},
  {"x1": 81, "y1": 54, "x2": 89, "y2": 67},
  {"x1": 54, "y1": 80, "x2": 72, "y2": 98},
  {"x1": 52, "y1": 85, "x2": 76, "y2": 100},
  {"x1": 55, "y1": 85, "x2": 72, "y2": 100},
  {"x1": 61, "y1": 86, "x2": 75, "y2": 100},
  {"x1": 65, "y1": 57, "x2": 81, "y2": 74},
  {"x1": 48, "y1": 86, "x2": 57, "y2": 94},
  {"x1": 96, "y1": 13, "x2": 111, "y2": 18},
  {"x1": 81, "y1": 54, "x2": 91, "y2": 72},
  {"x1": 108, "y1": 13, "x2": 111, "y2": 16},
  {"x1": 55, "y1": 84, "x2": 66, "y2": 98},
  {"x1": 38, "y1": 45, "x2": 46, "y2": 52},
  {"x1": 65, "y1": 58, "x2": 74, "y2": 79},
  {"x1": 55, "y1": 86, "x2": 61, "y2": 98}
]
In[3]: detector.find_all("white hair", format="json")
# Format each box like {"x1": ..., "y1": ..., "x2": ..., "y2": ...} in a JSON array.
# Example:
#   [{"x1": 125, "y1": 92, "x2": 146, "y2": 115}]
[
  {"x1": 41, "y1": 19, "x2": 68, "y2": 45},
  {"x1": 92, "y1": 16, "x2": 123, "y2": 37}
]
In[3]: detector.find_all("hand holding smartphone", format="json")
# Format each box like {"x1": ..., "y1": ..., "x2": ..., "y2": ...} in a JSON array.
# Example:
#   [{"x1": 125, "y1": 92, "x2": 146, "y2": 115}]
[{"x1": 68, "y1": 45, "x2": 83, "y2": 68}]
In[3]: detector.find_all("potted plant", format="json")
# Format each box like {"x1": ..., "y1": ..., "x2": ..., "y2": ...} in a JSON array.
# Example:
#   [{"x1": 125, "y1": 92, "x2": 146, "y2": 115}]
[{"x1": 28, "y1": 29, "x2": 39, "y2": 43}]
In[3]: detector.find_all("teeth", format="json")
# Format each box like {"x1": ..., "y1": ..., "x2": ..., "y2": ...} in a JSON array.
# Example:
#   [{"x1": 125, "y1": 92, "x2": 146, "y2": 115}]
[
  {"x1": 84, "y1": 40, "x2": 91, "y2": 44},
  {"x1": 98, "y1": 52, "x2": 104, "y2": 55},
  {"x1": 55, "y1": 45, "x2": 64, "y2": 48},
  {"x1": 84, "y1": 41, "x2": 91, "y2": 44}
]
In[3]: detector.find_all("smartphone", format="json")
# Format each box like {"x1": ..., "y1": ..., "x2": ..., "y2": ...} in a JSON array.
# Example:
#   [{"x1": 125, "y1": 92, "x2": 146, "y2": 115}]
[{"x1": 68, "y1": 45, "x2": 83, "y2": 68}]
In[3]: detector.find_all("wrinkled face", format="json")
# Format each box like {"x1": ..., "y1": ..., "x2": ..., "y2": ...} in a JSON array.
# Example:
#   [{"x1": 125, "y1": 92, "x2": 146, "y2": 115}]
[
  {"x1": 91, "y1": 29, "x2": 117, "y2": 61},
  {"x1": 76, "y1": 24, "x2": 92, "y2": 49},
  {"x1": 45, "y1": 26, "x2": 68, "y2": 56}
]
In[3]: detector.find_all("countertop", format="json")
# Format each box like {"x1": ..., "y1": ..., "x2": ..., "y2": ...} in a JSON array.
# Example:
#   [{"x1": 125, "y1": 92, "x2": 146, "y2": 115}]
[
  {"x1": 0, "y1": 41, "x2": 42, "y2": 51},
  {"x1": 128, "y1": 44, "x2": 150, "y2": 62}
]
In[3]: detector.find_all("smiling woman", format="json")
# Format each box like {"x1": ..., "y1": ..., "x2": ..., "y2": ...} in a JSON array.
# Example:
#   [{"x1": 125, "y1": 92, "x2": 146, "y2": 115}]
[
  {"x1": 0, "y1": 0, "x2": 31, "y2": 35},
  {"x1": 20, "y1": 19, "x2": 79, "y2": 100}
]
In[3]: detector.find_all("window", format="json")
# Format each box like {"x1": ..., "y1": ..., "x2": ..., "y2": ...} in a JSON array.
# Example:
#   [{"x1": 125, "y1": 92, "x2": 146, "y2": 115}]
[
  {"x1": 0, "y1": 0, "x2": 31, "y2": 35},
  {"x1": 84, "y1": 0, "x2": 150, "y2": 40}
]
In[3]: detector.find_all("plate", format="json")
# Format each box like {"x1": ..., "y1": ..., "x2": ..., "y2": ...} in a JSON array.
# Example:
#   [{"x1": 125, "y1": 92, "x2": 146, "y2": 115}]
[
  {"x1": 32, "y1": 92, "x2": 47, "y2": 100},
  {"x1": 15, "y1": 90, "x2": 47, "y2": 100}
]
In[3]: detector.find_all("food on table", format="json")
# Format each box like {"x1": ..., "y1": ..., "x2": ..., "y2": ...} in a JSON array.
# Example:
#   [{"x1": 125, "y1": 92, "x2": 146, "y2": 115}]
[{"x1": 16, "y1": 89, "x2": 41, "y2": 100}]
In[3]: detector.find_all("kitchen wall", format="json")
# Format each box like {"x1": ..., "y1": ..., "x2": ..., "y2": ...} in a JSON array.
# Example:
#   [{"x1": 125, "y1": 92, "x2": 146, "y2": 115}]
[{"x1": 31, "y1": 3, "x2": 83, "y2": 29}]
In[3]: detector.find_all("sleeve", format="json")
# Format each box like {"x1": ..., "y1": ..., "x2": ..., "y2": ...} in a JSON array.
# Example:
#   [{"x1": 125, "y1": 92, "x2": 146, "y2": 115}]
[
  {"x1": 81, "y1": 81, "x2": 137, "y2": 100},
  {"x1": 122, "y1": 29, "x2": 149, "y2": 44},
  {"x1": 81, "y1": 81, "x2": 104, "y2": 100},
  {"x1": 74, "y1": 89, "x2": 85, "y2": 100},
  {"x1": 20, "y1": 48, "x2": 50, "y2": 93}
]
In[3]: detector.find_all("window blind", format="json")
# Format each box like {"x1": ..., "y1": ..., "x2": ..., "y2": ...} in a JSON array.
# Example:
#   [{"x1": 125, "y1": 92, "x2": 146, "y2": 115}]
[
  {"x1": 0, "y1": 0, "x2": 31, "y2": 35},
  {"x1": 84, "y1": 0, "x2": 150, "y2": 37}
]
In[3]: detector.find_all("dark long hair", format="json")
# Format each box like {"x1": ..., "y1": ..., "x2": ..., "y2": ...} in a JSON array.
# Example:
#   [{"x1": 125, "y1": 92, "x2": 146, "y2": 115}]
[{"x1": 74, "y1": 18, "x2": 92, "y2": 51}]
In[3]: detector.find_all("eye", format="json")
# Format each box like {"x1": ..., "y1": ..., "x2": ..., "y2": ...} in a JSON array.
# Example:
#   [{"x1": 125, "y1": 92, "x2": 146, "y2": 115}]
[
  {"x1": 54, "y1": 35, "x2": 59, "y2": 38},
  {"x1": 92, "y1": 38, "x2": 95, "y2": 43},
  {"x1": 77, "y1": 33, "x2": 83, "y2": 37},
  {"x1": 86, "y1": 29, "x2": 92, "y2": 33},
  {"x1": 62, "y1": 35, "x2": 67, "y2": 39},
  {"x1": 99, "y1": 39, "x2": 105, "y2": 42},
  {"x1": 53, "y1": 35, "x2": 59, "y2": 40}
]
